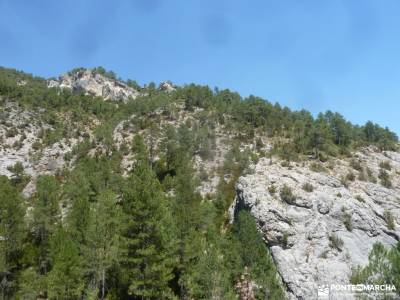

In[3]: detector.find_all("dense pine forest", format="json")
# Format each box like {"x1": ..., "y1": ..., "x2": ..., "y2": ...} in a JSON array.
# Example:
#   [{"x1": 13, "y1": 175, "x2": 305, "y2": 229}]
[{"x1": 0, "y1": 67, "x2": 399, "y2": 299}]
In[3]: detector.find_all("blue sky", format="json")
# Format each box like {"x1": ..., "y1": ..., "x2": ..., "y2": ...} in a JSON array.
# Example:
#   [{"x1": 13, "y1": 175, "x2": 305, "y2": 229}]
[{"x1": 1, "y1": 0, "x2": 399, "y2": 135}]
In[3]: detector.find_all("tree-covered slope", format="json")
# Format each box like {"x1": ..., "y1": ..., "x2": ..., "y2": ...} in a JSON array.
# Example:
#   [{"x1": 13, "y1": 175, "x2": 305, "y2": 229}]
[{"x1": 0, "y1": 66, "x2": 398, "y2": 299}]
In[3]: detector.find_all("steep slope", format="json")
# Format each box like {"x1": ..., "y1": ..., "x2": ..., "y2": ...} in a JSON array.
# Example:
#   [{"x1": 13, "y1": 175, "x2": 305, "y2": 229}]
[{"x1": 231, "y1": 149, "x2": 400, "y2": 299}]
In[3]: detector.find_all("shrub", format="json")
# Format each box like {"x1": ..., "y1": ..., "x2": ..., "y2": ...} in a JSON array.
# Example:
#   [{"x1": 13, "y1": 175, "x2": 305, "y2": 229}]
[
  {"x1": 346, "y1": 171, "x2": 356, "y2": 182},
  {"x1": 32, "y1": 141, "x2": 42, "y2": 151},
  {"x1": 379, "y1": 169, "x2": 392, "y2": 188},
  {"x1": 7, "y1": 161, "x2": 26, "y2": 185},
  {"x1": 199, "y1": 167, "x2": 209, "y2": 181},
  {"x1": 350, "y1": 159, "x2": 362, "y2": 171},
  {"x1": 343, "y1": 213, "x2": 353, "y2": 231},
  {"x1": 19, "y1": 133, "x2": 26, "y2": 142},
  {"x1": 383, "y1": 210, "x2": 395, "y2": 230},
  {"x1": 64, "y1": 152, "x2": 73, "y2": 162},
  {"x1": 268, "y1": 184, "x2": 277, "y2": 195},
  {"x1": 358, "y1": 169, "x2": 367, "y2": 181},
  {"x1": 310, "y1": 162, "x2": 327, "y2": 173},
  {"x1": 280, "y1": 160, "x2": 290, "y2": 168},
  {"x1": 6, "y1": 127, "x2": 18, "y2": 137},
  {"x1": 7, "y1": 161, "x2": 24, "y2": 174},
  {"x1": 366, "y1": 167, "x2": 377, "y2": 183},
  {"x1": 319, "y1": 250, "x2": 329, "y2": 259},
  {"x1": 329, "y1": 234, "x2": 344, "y2": 252},
  {"x1": 379, "y1": 160, "x2": 392, "y2": 171},
  {"x1": 282, "y1": 232, "x2": 289, "y2": 248},
  {"x1": 12, "y1": 140, "x2": 22, "y2": 150},
  {"x1": 302, "y1": 182, "x2": 314, "y2": 192},
  {"x1": 280, "y1": 185, "x2": 296, "y2": 204},
  {"x1": 355, "y1": 195, "x2": 365, "y2": 203},
  {"x1": 340, "y1": 176, "x2": 349, "y2": 188}
]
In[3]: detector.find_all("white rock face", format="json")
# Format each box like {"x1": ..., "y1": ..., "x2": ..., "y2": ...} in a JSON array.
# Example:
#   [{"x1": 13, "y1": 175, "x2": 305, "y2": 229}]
[
  {"x1": 231, "y1": 151, "x2": 400, "y2": 299},
  {"x1": 0, "y1": 103, "x2": 80, "y2": 197},
  {"x1": 159, "y1": 81, "x2": 176, "y2": 93},
  {"x1": 49, "y1": 69, "x2": 140, "y2": 102}
]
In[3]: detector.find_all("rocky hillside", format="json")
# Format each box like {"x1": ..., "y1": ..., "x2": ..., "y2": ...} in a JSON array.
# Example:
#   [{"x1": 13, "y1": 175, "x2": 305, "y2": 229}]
[{"x1": 0, "y1": 66, "x2": 399, "y2": 299}]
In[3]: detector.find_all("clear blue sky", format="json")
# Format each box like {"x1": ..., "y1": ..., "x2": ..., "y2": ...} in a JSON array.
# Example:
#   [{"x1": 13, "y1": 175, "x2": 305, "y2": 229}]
[{"x1": 1, "y1": 0, "x2": 399, "y2": 134}]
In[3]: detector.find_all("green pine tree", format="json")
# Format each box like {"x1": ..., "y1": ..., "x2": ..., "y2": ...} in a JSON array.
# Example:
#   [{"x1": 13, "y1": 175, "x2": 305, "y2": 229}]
[
  {"x1": 0, "y1": 176, "x2": 25, "y2": 299},
  {"x1": 123, "y1": 138, "x2": 177, "y2": 299},
  {"x1": 83, "y1": 190, "x2": 123, "y2": 299},
  {"x1": 31, "y1": 175, "x2": 60, "y2": 275},
  {"x1": 234, "y1": 211, "x2": 284, "y2": 299},
  {"x1": 46, "y1": 228, "x2": 84, "y2": 300}
]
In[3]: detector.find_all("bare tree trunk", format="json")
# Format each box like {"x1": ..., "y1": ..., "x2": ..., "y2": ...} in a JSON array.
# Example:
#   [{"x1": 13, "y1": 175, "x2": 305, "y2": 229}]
[{"x1": 101, "y1": 269, "x2": 105, "y2": 300}]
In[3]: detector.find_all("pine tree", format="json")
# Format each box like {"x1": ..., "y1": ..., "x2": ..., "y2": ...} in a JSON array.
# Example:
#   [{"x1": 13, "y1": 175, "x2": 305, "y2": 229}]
[
  {"x1": 83, "y1": 190, "x2": 123, "y2": 299},
  {"x1": 31, "y1": 175, "x2": 60, "y2": 275},
  {"x1": 181, "y1": 225, "x2": 237, "y2": 299},
  {"x1": 46, "y1": 228, "x2": 84, "y2": 299},
  {"x1": 65, "y1": 169, "x2": 92, "y2": 246},
  {"x1": 123, "y1": 137, "x2": 177, "y2": 299},
  {"x1": 234, "y1": 211, "x2": 284, "y2": 299},
  {"x1": 172, "y1": 156, "x2": 204, "y2": 298},
  {"x1": 0, "y1": 176, "x2": 25, "y2": 299}
]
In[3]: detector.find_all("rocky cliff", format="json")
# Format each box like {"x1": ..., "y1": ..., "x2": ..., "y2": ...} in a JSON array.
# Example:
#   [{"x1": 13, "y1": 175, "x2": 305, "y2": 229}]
[{"x1": 230, "y1": 149, "x2": 400, "y2": 299}]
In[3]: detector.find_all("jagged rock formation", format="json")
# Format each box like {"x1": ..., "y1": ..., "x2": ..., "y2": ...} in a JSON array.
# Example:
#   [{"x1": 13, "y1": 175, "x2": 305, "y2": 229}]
[
  {"x1": 159, "y1": 81, "x2": 176, "y2": 93},
  {"x1": 230, "y1": 149, "x2": 400, "y2": 299},
  {"x1": 48, "y1": 69, "x2": 140, "y2": 102}
]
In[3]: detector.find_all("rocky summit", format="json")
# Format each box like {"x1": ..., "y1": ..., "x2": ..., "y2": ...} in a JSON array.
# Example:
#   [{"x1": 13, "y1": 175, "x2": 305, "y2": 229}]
[{"x1": 48, "y1": 68, "x2": 140, "y2": 102}]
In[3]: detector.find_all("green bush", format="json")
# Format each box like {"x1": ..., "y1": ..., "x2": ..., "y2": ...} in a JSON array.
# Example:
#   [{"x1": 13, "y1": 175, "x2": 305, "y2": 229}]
[
  {"x1": 343, "y1": 213, "x2": 353, "y2": 231},
  {"x1": 340, "y1": 176, "x2": 349, "y2": 188},
  {"x1": 355, "y1": 195, "x2": 365, "y2": 203},
  {"x1": 346, "y1": 171, "x2": 356, "y2": 182},
  {"x1": 268, "y1": 184, "x2": 277, "y2": 195},
  {"x1": 310, "y1": 162, "x2": 328, "y2": 173},
  {"x1": 350, "y1": 159, "x2": 362, "y2": 171},
  {"x1": 280, "y1": 184, "x2": 296, "y2": 204},
  {"x1": 6, "y1": 127, "x2": 18, "y2": 137},
  {"x1": 379, "y1": 169, "x2": 392, "y2": 188},
  {"x1": 329, "y1": 234, "x2": 344, "y2": 251},
  {"x1": 366, "y1": 167, "x2": 377, "y2": 183},
  {"x1": 350, "y1": 241, "x2": 400, "y2": 299},
  {"x1": 379, "y1": 160, "x2": 392, "y2": 171},
  {"x1": 302, "y1": 182, "x2": 314, "y2": 192},
  {"x1": 383, "y1": 210, "x2": 395, "y2": 230}
]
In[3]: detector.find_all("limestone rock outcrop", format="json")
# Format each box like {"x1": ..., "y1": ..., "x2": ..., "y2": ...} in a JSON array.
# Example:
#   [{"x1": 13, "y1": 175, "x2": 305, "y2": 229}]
[
  {"x1": 48, "y1": 69, "x2": 140, "y2": 102},
  {"x1": 231, "y1": 150, "x2": 400, "y2": 299}
]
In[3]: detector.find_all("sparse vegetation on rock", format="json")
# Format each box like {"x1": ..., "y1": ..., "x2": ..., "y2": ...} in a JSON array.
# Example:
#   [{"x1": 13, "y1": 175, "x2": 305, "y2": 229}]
[
  {"x1": 280, "y1": 184, "x2": 296, "y2": 204},
  {"x1": 302, "y1": 182, "x2": 314, "y2": 192},
  {"x1": 329, "y1": 234, "x2": 344, "y2": 252}
]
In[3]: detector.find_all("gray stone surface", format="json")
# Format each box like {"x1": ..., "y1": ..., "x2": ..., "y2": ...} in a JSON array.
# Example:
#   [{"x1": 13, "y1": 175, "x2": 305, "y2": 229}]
[
  {"x1": 49, "y1": 69, "x2": 140, "y2": 102},
  {"x1": 230, "y1": 152, "x2": 400, "y2": 299}
]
